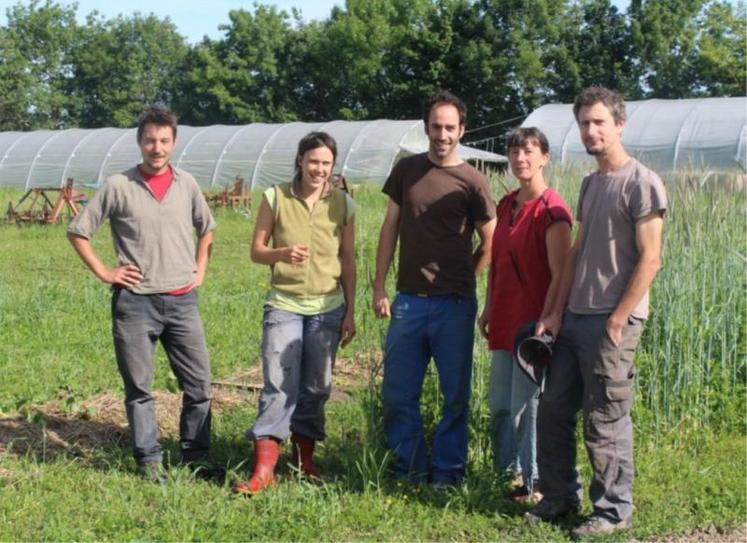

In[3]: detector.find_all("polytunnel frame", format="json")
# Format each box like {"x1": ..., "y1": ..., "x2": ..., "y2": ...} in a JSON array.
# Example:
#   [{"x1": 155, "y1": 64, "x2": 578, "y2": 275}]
[
  {"x1": 24, "y1": 131, "x2": 65, "y2": 190},
  {"x1": 97, "y1": 129, "x2": 136, "y2": 185},
  {"x1": 60, "y1": 129, "x2": 103, "y2": 186},
  {"x1": 550, "y1": 98, "x2": 745, "y2": 170},
  {"x1": 388, "y1": 120, "x2": 424, "y2": 174},
  {"x1": 174, "y1": 126, "x2": 211, "y2": 176},
  {"x1": 340, "y1": 120, "x2": 383, "y2": 178},
  {"x1": 210, "y1": 125, "x2": 250, "y2": 188},
  {"x1": 250, "y1": 122, "x2": 299, "y2": 190},
  {"x1": 0, "y1": 132, "x2": 33, "y2": 182},
  {"x1": 0, "y1": 119, "x2": 507, "y2": 190},
  {"x1": 669, "y1": 100, "x2": 700, "y2": 169}
]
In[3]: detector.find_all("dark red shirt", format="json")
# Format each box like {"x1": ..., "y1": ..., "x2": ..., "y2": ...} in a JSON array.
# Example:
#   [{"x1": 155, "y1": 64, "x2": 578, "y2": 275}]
[
  {"x1": 488, "y1": 187, "x2": 571, "y2": 350},
  {"x1": 138, "y1": 165, "x2": 173, "y2": 202}
]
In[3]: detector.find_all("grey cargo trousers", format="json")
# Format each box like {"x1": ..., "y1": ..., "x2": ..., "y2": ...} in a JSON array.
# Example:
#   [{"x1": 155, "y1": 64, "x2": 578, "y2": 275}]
[{"x1": 537, "y1": 312, "x2": 643, "y2": 523}]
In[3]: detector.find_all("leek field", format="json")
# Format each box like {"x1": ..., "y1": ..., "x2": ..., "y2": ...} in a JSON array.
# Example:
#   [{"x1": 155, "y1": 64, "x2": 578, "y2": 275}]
[{"x1": 0, "y1": 168, "x2": 744, "y2": 541}]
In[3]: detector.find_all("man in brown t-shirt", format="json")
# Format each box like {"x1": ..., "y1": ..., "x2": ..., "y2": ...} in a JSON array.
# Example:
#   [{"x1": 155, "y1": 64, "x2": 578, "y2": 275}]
[
  {"x1": 373, "y1": 90, "x2": 496, "y2": 486},
  {"x1": 527, "y1": 87, "x2": 666, "y2": 539}
]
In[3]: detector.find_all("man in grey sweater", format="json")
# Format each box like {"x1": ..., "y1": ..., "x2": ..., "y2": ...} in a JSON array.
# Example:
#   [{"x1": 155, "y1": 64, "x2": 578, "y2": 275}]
[{"x1": 67, "y1": 105, "x2": 217, "y2": 481}]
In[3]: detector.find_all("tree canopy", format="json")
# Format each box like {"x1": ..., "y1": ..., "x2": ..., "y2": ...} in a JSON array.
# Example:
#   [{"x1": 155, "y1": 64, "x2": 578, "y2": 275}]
[{"x1": 1, "y1": 0, "x2": 744, "y2": 132}]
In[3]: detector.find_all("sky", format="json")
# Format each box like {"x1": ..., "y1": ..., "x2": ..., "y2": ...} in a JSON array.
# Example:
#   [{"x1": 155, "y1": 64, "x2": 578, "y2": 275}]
[
  {"x1": 0, "y1": 0, "x2": 637, "y2": 44},
  {"x1": 0, "y1": 1, "x2": 344, "y2": 43}
]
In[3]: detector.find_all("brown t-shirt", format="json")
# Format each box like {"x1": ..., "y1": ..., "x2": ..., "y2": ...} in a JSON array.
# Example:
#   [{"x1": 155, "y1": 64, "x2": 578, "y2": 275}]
[
  {"x1": 382, "y1": 153, "x2": 495, "y2": 297},
  {"x1": 568, "y1": 158, "x2": 667, "y2": 319}
]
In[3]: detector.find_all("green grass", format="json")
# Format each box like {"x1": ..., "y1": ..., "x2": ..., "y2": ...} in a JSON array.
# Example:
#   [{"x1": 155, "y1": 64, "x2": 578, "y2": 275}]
[
  {"x1": 0, "y1": 398, "x2": 743, "y2": 541},
  {"x1": 0, "y1": 169, "x2": 745, "y2": 540}
]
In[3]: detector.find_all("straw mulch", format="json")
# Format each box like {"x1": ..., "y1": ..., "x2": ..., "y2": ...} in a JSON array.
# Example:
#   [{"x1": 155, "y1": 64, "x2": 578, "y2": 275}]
[
  {"x1": 0, "y1": 356, "x2": 370, "y2": 462},
  {"x1": 0, "y1": 388, "x2": 243, "y2": 461}
]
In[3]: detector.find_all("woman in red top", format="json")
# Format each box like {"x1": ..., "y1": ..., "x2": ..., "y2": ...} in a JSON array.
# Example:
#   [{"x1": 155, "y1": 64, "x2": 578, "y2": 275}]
[{"x1": 478, "y1": 127, "x2": 572, "y2": 501}]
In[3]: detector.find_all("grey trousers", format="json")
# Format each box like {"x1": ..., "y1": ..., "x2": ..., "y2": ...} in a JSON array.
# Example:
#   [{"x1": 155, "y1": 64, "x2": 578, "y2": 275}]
[
  {"x1": 112, "y1": 288, "x2": 212, "y2": 465},
  {"x1": 247, "y1": 304, "x2": 344, "y2": 442},
  {"x1": 537, "y1": 312, "x2": 643, "y2": 522}
]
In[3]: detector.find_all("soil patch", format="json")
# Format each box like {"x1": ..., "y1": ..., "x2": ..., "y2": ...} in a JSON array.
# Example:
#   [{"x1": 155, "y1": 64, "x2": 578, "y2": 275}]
[
  {"x1": 211, "y1": 354, "x2": 376, "y2": 402},
  {"x1": 0, "y1": 355, "x2": 375, "y2": 462},
  {"x1": 633, "y1": 523, "x2": 747, "y2": 543},
  {"x1": 0, "y1": 388, "x2": 243, "y2": 461}
]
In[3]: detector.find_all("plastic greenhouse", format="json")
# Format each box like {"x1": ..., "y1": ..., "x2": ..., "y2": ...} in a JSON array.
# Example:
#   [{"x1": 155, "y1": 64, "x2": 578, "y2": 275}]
[
  {"x1": 523, "y1": 97, "x2": 747, "y2": 172},
  {"x1": 0, "y1": 120, "x2": 506, "y2": 190}
]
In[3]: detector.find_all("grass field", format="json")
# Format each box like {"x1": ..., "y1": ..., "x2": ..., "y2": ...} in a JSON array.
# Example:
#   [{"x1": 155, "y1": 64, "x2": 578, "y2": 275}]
[{"x1": 0, "y1": 167, "x2": 744, "y2": 541}]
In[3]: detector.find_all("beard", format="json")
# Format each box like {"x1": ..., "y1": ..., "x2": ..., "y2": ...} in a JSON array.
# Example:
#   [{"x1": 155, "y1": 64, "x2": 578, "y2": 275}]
[{"x1": 583, "y1": 139, "x2": 604, "y2": 156}]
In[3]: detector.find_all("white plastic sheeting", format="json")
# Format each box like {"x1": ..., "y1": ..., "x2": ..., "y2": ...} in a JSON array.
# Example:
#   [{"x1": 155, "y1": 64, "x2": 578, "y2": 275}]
[
  {"x1": 0, "y1": 120, "x2": 506, "y2": 190},
  {"x1": 523, "y1": 97, "x2": 747, "y2": 171}
]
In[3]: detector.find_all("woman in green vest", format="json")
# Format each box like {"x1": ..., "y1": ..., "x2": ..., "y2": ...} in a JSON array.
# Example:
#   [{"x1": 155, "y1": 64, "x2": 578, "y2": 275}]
[{"x1": 233, "y1": 132, "x2": 356, "y2": 496}]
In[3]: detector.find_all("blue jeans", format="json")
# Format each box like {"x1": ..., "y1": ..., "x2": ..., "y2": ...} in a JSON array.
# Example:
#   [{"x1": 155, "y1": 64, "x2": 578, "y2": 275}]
[
  {"x1": 382, "y1": 293, "x2": 477, "y2": 484},
  {"x1": 488, "y1": 349, "x2": 539, "y2": 490},
  {"x1": 111, "y1": 288, "x2": 212, "y2": 465},
  {"x1": 247, "y1": 304, "x2": 344, "y2": 442}
]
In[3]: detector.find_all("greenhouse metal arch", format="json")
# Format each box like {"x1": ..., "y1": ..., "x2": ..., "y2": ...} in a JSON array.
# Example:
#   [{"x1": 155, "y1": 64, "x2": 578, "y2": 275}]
[
  {"x1": 523, "y1": 97, "x2": 747, "y2": 172},
  {"x1": 0, "y1": 120, "x2": 505, "y2": 190}
]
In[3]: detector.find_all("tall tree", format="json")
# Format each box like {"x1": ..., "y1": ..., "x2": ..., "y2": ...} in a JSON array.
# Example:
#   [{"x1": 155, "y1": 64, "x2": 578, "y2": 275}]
[
  {"x1": 547, "y1": 0, "x2": 637, "y2": 102},
  {"x1": 1, "y1": 0, "x2": 80, "y2": 129},
  {"x1": 0, "y1": 26, "x2": 34, "y2": 130},
  {"x1": 177, "y1": 5, "x2": 297, "y2": 125},
  {"x1": 629, "y1": 0, "x2": 707, "y2": 97},
  {"x1": 70, "y1": 13, "x2": 188, "y2": 127},
  {"x1": 690, "y1": 1, "x2": 746, "y2": 96},
  {"x1": 290, "y1": 0, "x2": 400, "y2": 120}
]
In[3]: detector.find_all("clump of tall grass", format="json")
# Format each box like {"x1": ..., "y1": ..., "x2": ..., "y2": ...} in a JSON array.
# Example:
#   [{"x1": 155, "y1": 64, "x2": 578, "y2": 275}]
[{"x1": 638, "y1": 170, "x2": 746, "y2": 435}]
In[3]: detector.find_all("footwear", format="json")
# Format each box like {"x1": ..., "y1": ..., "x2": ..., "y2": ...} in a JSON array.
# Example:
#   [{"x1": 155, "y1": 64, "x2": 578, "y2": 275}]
[
  {"x1": 185, "y1": 459, "x2": 227, "y2": 482},
  {"x1": 137, "y1": 461, "x2": 166, "y2": 484},
  {"x1": 571, "y1": 516, "x2": 632, "y2": 540},
  {"x1": 429, "y1": 480, "x2": 455, "y2": 491},
  {"x1": 290, "y1": 433, "x2": 320, "y2": 479},
  {"x1": 232, "y1": 438, "x2": 281, "y2": 496},
  {"x1": 524, "y1": 498, "x2": 580, "y2": 523},
  {"x1": 506, "y1": 482, "x2": 543, "y2": 503}
]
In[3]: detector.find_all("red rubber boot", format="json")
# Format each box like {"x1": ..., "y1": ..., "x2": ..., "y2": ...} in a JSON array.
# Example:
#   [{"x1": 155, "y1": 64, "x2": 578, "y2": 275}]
[
  {"x1": 232, "y1": 438, "x2": 281, "y2": 495},
  {"x1": 290, "y1": 433, "x2": 320, "y2": 479}
]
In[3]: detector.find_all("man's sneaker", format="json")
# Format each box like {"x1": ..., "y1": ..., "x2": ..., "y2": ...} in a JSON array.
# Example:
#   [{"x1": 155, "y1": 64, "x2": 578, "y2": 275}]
[
  {"x1": 185, "y1": 459, "x2": 227, "y2": 483},
  {"x1": 429, "y1": 480, "x2": 455, "y2": 491},
  {"x1": 571, "y1": 516, "x2": 632, "y2": 540},
  {"x1": 137, "y1": 461, "x2": 166, "y2": 484},
  {"x1": 524, "y1": 498, "x2": 580, "y2": 523}
]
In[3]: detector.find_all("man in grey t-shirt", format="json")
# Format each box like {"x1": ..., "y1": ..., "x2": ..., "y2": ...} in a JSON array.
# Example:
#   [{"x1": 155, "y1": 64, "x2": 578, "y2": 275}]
[
  {"x1": 526, "y1": 87, "x2": 666, "y2": 539},
  {"x1": 67, "y1": 105, "x2": 219, "y2": 481}
]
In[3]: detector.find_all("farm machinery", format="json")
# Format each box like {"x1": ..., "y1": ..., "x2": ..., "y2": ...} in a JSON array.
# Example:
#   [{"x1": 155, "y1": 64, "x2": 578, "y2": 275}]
[
  {"x1": 204, "y1": 175, "x2": 252, "y2": 209},
  {"x1": 6, "y1": 178, "x2": 87, "y2": 225}
]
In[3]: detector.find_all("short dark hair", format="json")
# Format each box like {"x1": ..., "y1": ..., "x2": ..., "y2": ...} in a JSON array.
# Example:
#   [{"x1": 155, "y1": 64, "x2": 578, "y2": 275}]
[
  {"x1": 573, "y1": 86, "x2": 626, "y2": 124},
  {"x1": 506, "y1": 127, "x2": 550, "y2": 155},
  {"x1": 293, "y1": 131, "x2": 338, "y2": 184},
  {"x1": 137, "y1": 104, "x2": 178, "y2": 143},
  {"x1": 423, "y1": 90, "x2": 467, "y2": 127}
]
